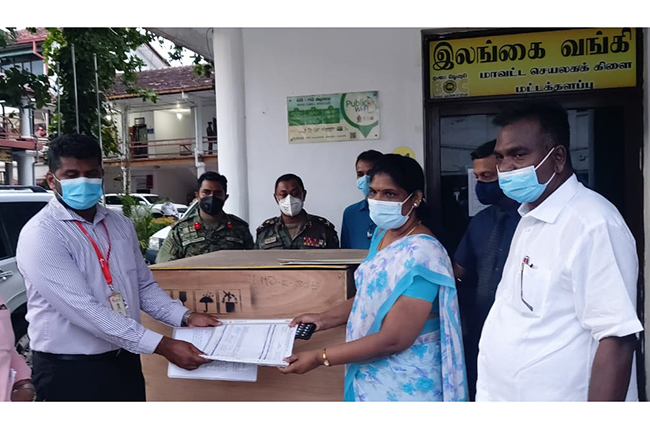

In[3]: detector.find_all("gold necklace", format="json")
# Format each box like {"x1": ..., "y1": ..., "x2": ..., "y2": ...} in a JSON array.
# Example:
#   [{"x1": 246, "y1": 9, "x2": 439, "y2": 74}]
[{"x1": 379, "y1": 220, "x2": 422, "y2": 250}]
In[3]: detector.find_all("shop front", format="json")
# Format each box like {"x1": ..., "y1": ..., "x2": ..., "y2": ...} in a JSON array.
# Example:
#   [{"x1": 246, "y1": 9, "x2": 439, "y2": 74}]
[{"x1": 422, "y1": 27, "x2": 646, "y2": 399}]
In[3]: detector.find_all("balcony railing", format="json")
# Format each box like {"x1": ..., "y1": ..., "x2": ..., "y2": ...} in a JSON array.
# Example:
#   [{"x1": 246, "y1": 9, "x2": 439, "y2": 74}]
[
  {"x1": 104, "y1": 136, "x2": 217, "y2": 162},
  {"x1": 0, "y1": 115, "x2": 21, "y2": 140},
  {"x1": 0, "y1": 115, "x2": 48, "y2": 151}
]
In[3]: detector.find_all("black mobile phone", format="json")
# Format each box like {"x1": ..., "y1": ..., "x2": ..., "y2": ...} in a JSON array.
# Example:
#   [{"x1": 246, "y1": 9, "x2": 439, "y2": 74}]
[{"x1": 295, "y1": 323, "x2": 317, "y2": 340}]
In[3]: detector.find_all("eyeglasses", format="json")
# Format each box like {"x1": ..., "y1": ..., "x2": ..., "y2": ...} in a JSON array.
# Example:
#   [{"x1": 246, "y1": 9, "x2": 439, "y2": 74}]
[{"x1": 520, "y1": 256, "x2": 534, "y2": 312}]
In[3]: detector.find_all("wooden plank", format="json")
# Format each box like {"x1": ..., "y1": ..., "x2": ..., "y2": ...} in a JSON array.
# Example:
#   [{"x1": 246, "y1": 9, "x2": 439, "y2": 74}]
[{"x1": 150, "y1": 249, "x2": 369, "y2": 270}]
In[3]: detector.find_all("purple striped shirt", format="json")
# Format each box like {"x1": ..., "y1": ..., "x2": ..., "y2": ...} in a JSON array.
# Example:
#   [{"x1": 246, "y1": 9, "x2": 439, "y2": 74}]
[{"x1": 16, "y1": 197, "x2": 187, "y2": 355}]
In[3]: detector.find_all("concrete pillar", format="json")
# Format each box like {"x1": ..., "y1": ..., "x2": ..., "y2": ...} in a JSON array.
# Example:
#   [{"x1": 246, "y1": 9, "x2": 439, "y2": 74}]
[
  {"x1": 213, "y1": 28, "x2": 248, "y2": 221},
  {"x1": 15, "y1": 151, "x2": 35, "y2": 185},
  {"x1": 121, "y1": 107, "x2": 131, "y2": 194},
  {"x1": 20, "y1": 96, "x2": 32, "y2": 139},
  {"x1": 193, "y1": 99, "x2": 206, "y2": 178}
]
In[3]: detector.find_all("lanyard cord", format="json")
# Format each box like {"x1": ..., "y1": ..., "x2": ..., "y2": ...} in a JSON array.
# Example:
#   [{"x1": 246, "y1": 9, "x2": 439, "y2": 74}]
[{"x1": 74, "y1": 220, "x2": 112, "y2": 286}]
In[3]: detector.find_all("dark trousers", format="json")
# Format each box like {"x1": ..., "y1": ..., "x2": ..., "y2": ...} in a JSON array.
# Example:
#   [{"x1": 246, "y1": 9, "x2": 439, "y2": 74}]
[{"x1": 32, "y1": 349, "x2": 146, "y2": 401}]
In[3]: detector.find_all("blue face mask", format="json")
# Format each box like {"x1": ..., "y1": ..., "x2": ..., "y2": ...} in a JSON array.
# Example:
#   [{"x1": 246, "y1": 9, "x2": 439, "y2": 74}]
[
  {"x1": 54, "y1": 176, "x2": 104, "y2": 210},
  {"x1": 497, "y1": 147, "x2": 556, "y2": 203},
  {"x1": 475, "y1": 180, "x2": 505, "y2": 206},
  {"x1": 357, "y1": 175, "x2": 370, "y2": 197},
  {"x1": 368, "y1": 193, "x2": 415, "y2": 230}
]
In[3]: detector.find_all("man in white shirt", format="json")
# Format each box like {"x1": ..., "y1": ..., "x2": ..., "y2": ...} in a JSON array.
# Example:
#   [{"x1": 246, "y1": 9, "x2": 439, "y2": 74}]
[{"x1": 476, "y1": 100, "x2": 643, "y2": 401}]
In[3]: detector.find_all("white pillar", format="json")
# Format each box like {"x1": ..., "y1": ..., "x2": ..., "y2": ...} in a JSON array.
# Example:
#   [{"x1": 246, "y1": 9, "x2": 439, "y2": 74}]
[
  {"x1": 121, "y1": 107, "x2": 131, "y2": 194},
  {"x1": 20, "y1": 96, "x2": 32, "y2": 139},
  {"x1": 193, "y1": 99, "x2": 206, "y2": 178},
  {"x1": 213, "y1": 28, "x2": 248, "y2": 221},
  {"x1": 15, "y1": 151, "x2": 36, "y2": 185}
]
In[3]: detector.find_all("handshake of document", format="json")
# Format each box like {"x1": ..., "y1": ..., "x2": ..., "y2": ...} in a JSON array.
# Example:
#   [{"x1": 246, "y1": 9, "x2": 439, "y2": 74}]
[{"x1": 167, "y1": 319, "x2": 301, "y2": 382}]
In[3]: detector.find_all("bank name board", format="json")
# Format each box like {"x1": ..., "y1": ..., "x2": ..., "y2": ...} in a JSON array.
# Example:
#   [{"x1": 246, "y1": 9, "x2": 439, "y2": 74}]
[{"x1": 429, "y1": 28, "x2": 636, "y2": 99}]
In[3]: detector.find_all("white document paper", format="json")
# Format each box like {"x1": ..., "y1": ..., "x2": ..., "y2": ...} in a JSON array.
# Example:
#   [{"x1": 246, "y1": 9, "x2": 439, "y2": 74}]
[
  {"x1": 196, "y1": 319, "x2": 296, "y2": 367},
  {"x1": 468, "y1": 167, "x2": 490, "y2": 217},
  {"x1": 168, "y1": 327, "x2": 258, "y2": 381}
]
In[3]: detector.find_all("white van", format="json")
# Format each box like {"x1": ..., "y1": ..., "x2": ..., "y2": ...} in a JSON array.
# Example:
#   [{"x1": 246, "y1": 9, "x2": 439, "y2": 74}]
[{"x1": 0, "y1": 186, "x2": 53, "y2": 365}]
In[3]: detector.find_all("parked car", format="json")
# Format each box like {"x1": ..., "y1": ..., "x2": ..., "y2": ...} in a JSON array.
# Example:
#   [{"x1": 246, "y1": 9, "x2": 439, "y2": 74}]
[
  {"x1": 145, "y1": 199, "x2": 199, "y2": 264},
  {"x1": 0, "y1": 186, "x2": 54, "y2": 366},
  {"x1": 101, "y1": 193, "x2": 188, "y2": 218}
]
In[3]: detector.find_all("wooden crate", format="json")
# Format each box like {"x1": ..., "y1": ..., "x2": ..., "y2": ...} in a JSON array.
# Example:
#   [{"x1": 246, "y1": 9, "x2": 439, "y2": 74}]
[{"x1": 142, "y1": 249, "x2": 366, "y2": 401}]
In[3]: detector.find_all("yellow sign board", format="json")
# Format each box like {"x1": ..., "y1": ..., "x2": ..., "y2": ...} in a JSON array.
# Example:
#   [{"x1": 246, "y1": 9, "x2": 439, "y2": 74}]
[
  {"x1": 0, "y1": 148, "x2": 12, "y2": 163},
  {"x1": 429, "y1": 28, "x2": 636, "y2": 99}
]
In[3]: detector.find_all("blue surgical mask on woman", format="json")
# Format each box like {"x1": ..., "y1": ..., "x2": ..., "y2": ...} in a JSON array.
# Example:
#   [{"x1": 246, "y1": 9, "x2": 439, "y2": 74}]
[
  {"x1": 475, "y1": 180, "x2": 505, "y2": 206},
  {"x1": 368, "y1": 192, "x2": 415, "y2": 230},
  {"x1": 357, "y1": 175, "x2": 370, "y2": 197},
  {"x1": 54, "y1": 176, "x2": 104, "y2": 210},
  {"x1": 497, "y1": 147, "x2": 556, "y2": 203}
]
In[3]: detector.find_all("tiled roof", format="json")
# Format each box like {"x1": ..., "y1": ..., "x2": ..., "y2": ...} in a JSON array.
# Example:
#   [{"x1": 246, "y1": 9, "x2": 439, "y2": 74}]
[
  {"x1": 108, "y1": 65, "x2": 214, "y2": 99},
  {"x1": 12, "y1": 28, "x2": 49, "y2": 44}
]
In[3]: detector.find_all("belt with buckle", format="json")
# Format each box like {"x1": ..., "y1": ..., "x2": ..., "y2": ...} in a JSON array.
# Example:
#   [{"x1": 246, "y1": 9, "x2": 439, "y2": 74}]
[{"x1": 34, "y1": 349, "x2": 126, "y2": 361}]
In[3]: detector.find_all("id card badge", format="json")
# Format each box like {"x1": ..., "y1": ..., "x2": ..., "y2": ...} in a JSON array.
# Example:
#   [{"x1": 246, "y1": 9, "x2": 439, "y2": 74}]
[{"x1": 108, "y1": 292, "x2": 127, "y2": 317}]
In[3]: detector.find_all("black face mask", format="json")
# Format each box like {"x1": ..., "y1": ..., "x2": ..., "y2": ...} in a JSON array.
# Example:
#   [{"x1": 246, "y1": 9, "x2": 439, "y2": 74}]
[
  {"x1": 475, "y1": 180, "x2": 505, "y2": 206},
  {"x1": 199, "y1": 196, "x2": 225, "y2": 215}
]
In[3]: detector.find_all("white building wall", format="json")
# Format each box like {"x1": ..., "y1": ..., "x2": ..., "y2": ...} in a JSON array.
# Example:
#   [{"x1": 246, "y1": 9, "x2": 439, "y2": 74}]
[
  {"x1": 153, "y1": 110, "x2": 195, "y2": 140},
  {"x1": 241, "y1": 28, "x2": 424, "y2": 231}
]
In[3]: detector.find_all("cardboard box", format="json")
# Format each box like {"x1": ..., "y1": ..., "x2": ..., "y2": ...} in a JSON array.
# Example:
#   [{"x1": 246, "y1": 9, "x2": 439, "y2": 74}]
[{"x1": 142, "y1": 249, "x2": 366, "y2": 401}]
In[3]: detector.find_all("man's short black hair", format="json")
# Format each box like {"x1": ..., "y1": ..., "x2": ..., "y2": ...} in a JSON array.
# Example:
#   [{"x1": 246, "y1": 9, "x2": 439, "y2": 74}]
[
  {"x1": 493, "y1": 100, "x2": 570, "y2": 152},
  {"x1": 471, "y1": 139, "x2": 497, "y2": 161},
  {"x1": 47, "y1": 134, "x2": 103, "y2": 172},
  {"x1": 274, "y1": 173, "x2": 305, "y2": 192},
  {"x1": 197, "y1": 171, "x2": 228, "y2": 193},
  {"x1": 356, "y1": 150, "x2": 383, "y2": 166}
]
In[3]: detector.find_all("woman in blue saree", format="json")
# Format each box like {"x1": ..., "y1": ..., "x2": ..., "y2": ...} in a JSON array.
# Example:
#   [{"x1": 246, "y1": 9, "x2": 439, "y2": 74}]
[{"x1": 279, "y1": 154, "x2": 467, "y2": 401}]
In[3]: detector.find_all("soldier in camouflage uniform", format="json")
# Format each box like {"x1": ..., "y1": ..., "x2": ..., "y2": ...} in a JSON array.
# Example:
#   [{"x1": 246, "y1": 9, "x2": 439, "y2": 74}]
[
  {"x1": 255, "y1": 173, "x2": 339, "y2": 250},
  {"x1": 157, "y1": 172, "x2": 254, "y2": 263}
]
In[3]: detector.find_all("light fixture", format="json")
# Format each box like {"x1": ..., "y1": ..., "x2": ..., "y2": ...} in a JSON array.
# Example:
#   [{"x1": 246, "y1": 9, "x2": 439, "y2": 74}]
[
  {"x1": 176, "y1": 113, "x2": 183, "y2": 120},
  {"x1": 106, "y1": 115, "x2": 112, "y2": 121}
]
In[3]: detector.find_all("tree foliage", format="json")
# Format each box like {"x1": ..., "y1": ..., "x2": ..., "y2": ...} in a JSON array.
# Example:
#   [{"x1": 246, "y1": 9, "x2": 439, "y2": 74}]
[
  {"x1": 2, "y1": 27, "x2": 212, "y2": 156},
  {"x1": 0, "y1": 27, "x2": 51, "y2": 110},
  {"x1": 42, "y1": 28, "x2": 160, "y2": 155}
]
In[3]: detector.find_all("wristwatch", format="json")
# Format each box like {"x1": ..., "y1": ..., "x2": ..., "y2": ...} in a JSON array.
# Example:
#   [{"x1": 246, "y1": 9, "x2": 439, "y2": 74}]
[{"x1": 181, "y1": 310, "x2": 192, "y2": 327}]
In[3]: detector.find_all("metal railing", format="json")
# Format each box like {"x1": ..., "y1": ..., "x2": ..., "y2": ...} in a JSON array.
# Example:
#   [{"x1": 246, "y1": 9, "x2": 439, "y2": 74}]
[
  {"x1": 0, "y1": 115, "x2": 21, "y2": 140},
  {"x1": 104, "y1": 136, "x2": 217, "y2": 161}
]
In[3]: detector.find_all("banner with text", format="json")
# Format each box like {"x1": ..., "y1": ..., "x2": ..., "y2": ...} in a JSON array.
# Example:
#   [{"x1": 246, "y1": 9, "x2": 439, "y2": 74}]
[
  {"x1": 429, "y1": 28, "x2": 636, "y2": 99},
  {"x1": 287, "y1": 91, "x2": 380, "y2": 143}
]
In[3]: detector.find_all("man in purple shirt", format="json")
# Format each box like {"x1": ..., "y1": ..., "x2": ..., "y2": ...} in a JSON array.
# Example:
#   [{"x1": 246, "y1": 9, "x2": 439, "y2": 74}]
[{"x1": 16, "y1": 134, "x2": 220, "y2": 401}]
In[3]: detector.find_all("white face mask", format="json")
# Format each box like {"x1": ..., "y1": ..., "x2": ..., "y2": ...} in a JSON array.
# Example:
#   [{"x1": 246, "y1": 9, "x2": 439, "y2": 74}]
[
  {"x1": 278, "y1": 195, "x2": 304, "y2": 217},
  {"x1": 368, "y1": 192, "x2": 415, "y2": 230}
]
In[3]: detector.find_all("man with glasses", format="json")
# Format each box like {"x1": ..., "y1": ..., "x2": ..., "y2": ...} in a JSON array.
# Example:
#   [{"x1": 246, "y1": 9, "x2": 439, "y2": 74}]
[{"x1": 476, "y1": 101, "x2": 643, "y2": 401}]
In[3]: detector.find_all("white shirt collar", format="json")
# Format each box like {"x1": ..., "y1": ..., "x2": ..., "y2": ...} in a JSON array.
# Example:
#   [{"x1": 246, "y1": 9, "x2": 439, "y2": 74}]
[{"x1": 518, "y1": 173, "x2": 581, "y2": 224}]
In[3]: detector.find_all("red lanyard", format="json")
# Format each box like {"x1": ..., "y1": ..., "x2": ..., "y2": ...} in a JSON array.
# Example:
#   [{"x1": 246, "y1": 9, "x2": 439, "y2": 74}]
[{"x1": 74, "y1": 220, "x2": 113, "y2": 287}]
